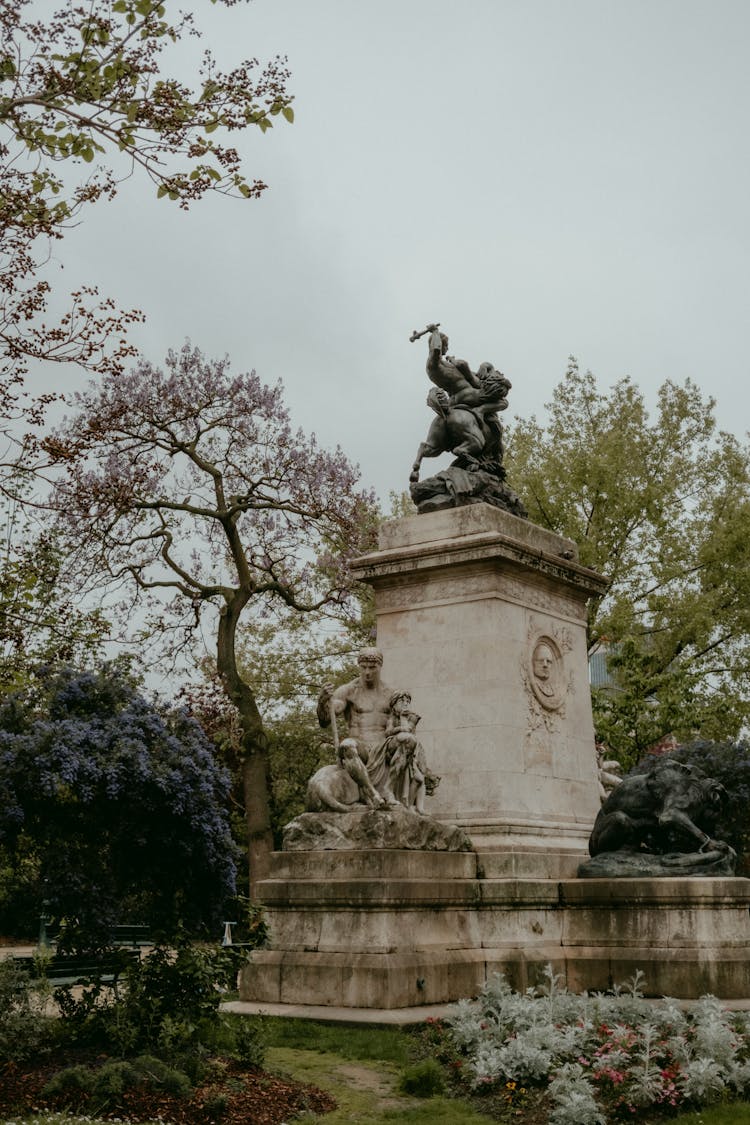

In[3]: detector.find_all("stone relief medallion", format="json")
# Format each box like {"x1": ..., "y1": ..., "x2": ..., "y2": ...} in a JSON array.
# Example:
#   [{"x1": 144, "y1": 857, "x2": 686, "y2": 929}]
[
  {"x1": 522, "y1": 621, "x2": 574, "y2": 738},
  {"x1": 528, "y1": 634, "x2": 565, "y2": 712}
]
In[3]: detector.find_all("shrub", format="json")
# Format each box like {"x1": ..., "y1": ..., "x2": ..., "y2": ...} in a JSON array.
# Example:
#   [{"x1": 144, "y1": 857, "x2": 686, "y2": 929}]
[
  {"x1": 42, "y1": 1054, "x2": 191, "y2": 1112},
  {"x1": 55, "y1": 943, "x2": 240, "y2": 1060},
  {"x1": 230, "y1": 1016, "x2": 266, "y2": 1068},
  {"x1": 399, "y1": 1058, "x2": 446, "y2": 1097},
  {"x1": 441, "y1": 966, "x2": 750, "y2": 1121},
  {"x1": 42, "y1": 1063, "x2": 97, "y2": 1100},
  {"x1": 0, "y1": 663, "x2": 237, "y2": 947},
  {"x1": 548, "y1": 1063, "x2": 605, "y2": 1125},
  {"x1": 200, "y1": 1092, "x2": 229, "y2": 1120},
  {"x1": 0, "y1": 957, "x2": 60, "y2": 1063}
]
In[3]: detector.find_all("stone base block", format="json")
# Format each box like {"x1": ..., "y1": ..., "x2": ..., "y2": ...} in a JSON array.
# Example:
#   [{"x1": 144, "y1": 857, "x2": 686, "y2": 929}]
[
  {"x1": 240, "y1": 949, "x2": 497, "y2": 1008},
  {"x1": 477, "y1": 848, "x2": 583, "y2": 879},
  {"x1": 561, "y1": 947, "x2": 750, "y2": 999},
  {"x1": 238, "y1": 851, "x2": 750, "y2": 1007}
]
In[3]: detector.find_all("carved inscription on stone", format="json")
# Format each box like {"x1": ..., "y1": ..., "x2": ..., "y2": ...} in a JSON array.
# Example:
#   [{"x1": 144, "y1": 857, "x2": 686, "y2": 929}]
[
  {"x1": 501, "y1": 576, "x2": 585, "y2": 622},
  {"x1": 374, "y1": 570, "x2": 493, "y2": 612}
]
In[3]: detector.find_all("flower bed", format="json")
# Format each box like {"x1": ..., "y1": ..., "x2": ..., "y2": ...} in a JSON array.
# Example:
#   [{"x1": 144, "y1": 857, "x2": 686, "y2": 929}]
[{"x1": 434, "y1": 967, "x2": 750, "y2": 1123}]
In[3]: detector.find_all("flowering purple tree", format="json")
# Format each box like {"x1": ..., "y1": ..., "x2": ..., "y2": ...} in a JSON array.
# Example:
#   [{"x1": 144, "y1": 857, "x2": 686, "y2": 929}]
[
  {"x1": 0, "y1": 663, "x2": 236, "y2": 944},
  {"x1": 50, "y1": 345, "x2": 377, "y2": 892}
]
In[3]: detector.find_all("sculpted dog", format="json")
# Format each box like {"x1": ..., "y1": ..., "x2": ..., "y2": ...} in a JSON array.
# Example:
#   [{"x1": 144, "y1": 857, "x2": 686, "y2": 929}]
[{"x1": 305, "y1": 761, "x2": 363, "y2": 814}]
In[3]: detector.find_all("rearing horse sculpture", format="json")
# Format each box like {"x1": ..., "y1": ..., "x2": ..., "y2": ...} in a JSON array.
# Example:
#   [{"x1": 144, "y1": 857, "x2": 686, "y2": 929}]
[{"x1": 409, "y1": 327, "x2": 511, "y2": 483}]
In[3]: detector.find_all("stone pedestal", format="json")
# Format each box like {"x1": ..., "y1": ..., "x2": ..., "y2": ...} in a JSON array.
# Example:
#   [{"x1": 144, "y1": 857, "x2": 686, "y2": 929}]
[
  {"x1": 239, "y1": 850, "x2": 750, "y2": 1005},
  {"x1": 351, "y1": 505, "x2": 608, "y2": 868},
  {"x1": 237, "y1": 506, "x2": 750, "y2": 1010}
]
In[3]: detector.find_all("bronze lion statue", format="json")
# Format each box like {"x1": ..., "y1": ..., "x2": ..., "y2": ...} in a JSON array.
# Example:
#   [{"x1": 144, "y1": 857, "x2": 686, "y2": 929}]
[{"x1": 589, "y1": 757, "x2": 729, "y2": 858}]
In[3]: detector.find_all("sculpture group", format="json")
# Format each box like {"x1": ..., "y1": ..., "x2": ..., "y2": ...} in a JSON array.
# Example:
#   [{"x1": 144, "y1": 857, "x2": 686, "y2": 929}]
[
  {"x1": 306, "y1": 648, "x2": 439, "y2": 816},
  {"x1": 408, "y1": 324, "x2": 527, "y2": 517}
]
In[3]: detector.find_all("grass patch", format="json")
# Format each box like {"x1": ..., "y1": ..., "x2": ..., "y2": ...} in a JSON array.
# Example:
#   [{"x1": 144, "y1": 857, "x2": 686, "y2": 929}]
[
  {"x1": 347, "y1": 1105, "x2": 499, "y2": 1123},
  {"x1": 270, "y1": 1045, "x2": 496, "y2": 1125},
  {"x1": 251, "y1": 1015, "x2": 411, "y2": 1064},
  {"x1": 672, "y1": 1108, "x2": 750, "y2": 1124}
]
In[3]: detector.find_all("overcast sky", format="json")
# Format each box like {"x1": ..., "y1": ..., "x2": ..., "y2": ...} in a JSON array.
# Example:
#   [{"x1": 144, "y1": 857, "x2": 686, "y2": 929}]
[{"x1": 42, "y1": 0, "x2": 750, "y2": 505}]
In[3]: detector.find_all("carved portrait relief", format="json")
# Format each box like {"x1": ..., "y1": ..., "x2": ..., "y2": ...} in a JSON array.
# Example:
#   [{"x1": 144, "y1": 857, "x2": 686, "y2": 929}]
[
  {"x1": 522, "y1": 620, "x2": 574, "y2": 748},
  {"x1": 529, "y1": 635, "x2": 565, "y2": 712}
]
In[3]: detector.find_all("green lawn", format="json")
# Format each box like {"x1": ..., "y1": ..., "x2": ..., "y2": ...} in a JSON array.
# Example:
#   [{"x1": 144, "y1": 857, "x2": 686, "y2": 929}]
[
  {"x1": 670, "y1": 1108, "x2": 750, "y2": 1125},
  {"x1": 260, "y1": 1016, "x2": 411, "y2": 1063},
  {"x1": 267, "y1": 1044, "x2": 496, "y2": 1125},
  {"x1": 257, "y1": 1016, "x2": 496, "y2": 1123}
]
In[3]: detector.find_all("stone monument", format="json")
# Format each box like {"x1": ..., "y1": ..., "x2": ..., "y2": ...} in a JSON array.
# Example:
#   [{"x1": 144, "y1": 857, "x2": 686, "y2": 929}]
[
  {"x1": 353, "y1": 504, "x2": 605, "y2": 870},
  {"x1": 238, "y1": 325, "x2": 750, "y2": 1011}
]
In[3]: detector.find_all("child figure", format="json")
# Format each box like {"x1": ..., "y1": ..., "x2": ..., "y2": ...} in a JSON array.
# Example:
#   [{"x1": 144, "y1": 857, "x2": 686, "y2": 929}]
[{"x1": 384, "y1": 691, "x2": 440, "y2": 814}]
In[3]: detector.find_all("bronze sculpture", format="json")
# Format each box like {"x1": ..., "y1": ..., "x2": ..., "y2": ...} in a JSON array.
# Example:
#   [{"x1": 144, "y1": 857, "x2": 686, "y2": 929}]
[
  {"x1": 579, "y1": 757, "x2": 736, "y2": 877},
  {"x1": 408, "y1": 324, "x2": 527, "y2": 517}
]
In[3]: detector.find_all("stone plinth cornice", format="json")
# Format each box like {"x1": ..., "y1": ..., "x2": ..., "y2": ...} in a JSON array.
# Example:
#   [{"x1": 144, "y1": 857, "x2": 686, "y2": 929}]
[{"x1": 352, "y1": 527, "x2": 608, "y2": 601}]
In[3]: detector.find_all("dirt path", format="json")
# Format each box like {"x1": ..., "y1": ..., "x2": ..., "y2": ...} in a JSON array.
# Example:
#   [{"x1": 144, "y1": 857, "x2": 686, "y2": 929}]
[
  {"x1": 266, "y1": 1048, "x2": 404, "y2": 1121},
  {"x1": 265, "y1": 1047, "x2": 498, "y2": 1124}
]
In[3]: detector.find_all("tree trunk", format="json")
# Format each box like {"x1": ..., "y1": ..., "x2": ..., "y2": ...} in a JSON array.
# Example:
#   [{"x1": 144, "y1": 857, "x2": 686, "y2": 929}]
[
  {"x1": 242, "y1": 748, "x2": 274, "y2": 896},
  {"x1": 217, "y1": 591, "x2": 274, "y2": 901}
]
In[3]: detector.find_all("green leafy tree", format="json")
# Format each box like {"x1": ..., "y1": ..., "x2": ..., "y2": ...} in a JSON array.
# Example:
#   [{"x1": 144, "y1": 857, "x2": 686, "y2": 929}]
[
  {"x1": 672, "y1": 739, "x2": 750, "y2": 875},
  {"x1": 506, "y1": 359, "x2": 750, "y2": 765},
  {"x1": 0, "y1": 494, "x2": 108, "y2": 690},
  {"x1": 0, "y1": 0, "x2": 295, "y2": 821},
  {"x1": 0, "y1": 0, "x2": 292, "y2": 418}
]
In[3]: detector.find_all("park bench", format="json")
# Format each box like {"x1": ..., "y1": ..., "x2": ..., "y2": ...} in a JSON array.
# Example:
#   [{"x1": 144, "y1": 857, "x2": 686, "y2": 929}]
[
  {"x1": 109, "y1": 924, "x2": 151, "y2": 948},
  {"x1": 39, "y1": 922, "x2": 152, "y2": 951},
  {"x1": 12, "y1": 947, "x2": 140, "y2": 985}
]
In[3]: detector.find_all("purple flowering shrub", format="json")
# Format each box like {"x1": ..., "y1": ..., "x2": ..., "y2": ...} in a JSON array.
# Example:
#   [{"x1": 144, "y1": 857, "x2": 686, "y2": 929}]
[{"x1": 0, "y1": 663, "x2": 236, "y2": 946}]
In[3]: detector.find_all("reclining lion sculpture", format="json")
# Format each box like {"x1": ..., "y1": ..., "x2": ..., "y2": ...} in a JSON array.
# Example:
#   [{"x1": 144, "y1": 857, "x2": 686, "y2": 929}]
[{"x1": 589, "y1": 757, "x2": 728, "y2": 856}]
